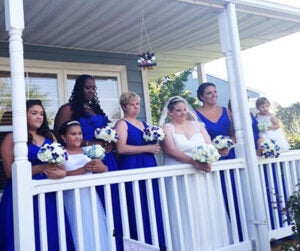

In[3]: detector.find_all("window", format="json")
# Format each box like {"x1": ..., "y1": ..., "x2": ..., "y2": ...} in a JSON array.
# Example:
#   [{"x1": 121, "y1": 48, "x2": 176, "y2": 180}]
[{"x1": 0, "y1": 58, "x2": 128, "y2": 130}]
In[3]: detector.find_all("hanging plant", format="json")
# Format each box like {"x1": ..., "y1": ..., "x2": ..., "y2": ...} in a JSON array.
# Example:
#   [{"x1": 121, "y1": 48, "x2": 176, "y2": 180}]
[
  {"x1": 137, "y1": 51, "x2": 157, "y2": 70},
  {"x1": 137, "y1": 2, "x2": 157, "y2": 70}
]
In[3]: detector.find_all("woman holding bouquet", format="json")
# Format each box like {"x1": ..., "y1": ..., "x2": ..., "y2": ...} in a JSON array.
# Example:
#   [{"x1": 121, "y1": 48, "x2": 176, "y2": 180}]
[
  {"x1": 158, "y1": 96, "x2": 231, "y2": 250},
  {"x1": 195, "y1": 82, "x2": 235, "y2": 159},
  {"x1": 115, "y1": 91, "x2": 166, "y2": 250},
  {"x1": 53, "y1": 74, "x2": 123, "y2": 249},
  {"x1": 59, "y1": 120, "x2": 109, "y2": 250},
  {"x1": 0, "y1": 99, "x2": 74, "y2": 250}
]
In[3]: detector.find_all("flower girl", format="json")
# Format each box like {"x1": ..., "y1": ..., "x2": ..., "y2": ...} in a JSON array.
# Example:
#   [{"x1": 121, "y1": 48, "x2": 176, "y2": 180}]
[{"x1": 256, "y1": 97, "x2": 290, "y2": 151}]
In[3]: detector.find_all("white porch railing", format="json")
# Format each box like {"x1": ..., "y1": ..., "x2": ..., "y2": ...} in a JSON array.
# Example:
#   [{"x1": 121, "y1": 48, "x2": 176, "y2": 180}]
[{"x1": 25, "y1": 150, "x2": 300, "y2": 250}]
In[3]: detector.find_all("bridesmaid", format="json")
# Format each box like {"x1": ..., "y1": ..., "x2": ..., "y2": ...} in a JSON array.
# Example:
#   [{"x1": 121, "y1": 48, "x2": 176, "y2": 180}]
[
  {"x1": 115, "y1": 91, "x2": 166, "y2": 250},
  {"x1": 195, "y1": 83, "x2": 243, "y2": 241},
  {"x1": 195, "y1": 82, "x2": 235, "y2": 159},
  {"x1": 0, "y1": 99, "x2": 74, "y2": 251}
]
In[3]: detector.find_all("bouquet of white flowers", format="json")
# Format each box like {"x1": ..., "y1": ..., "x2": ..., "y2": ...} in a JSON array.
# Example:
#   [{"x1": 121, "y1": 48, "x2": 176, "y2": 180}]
[
  {"x1": 192, "y1": 144, "x2": 220, "y2": 164},
  {"x1": 94, "y1": 126, "x2": 119, "y2": 143},
  {"x1": 260, "y1": 139, "x2": 280, "y2": 158},
  {"x1": 143, "y1": 126, "x2": 166, "y2": 143},
  {"x1": 257, "y1": 121, "x2": 269, "y2": 133},
  {"x1": 83, "y1": 144, "x2": 105, "y2": 159},
  {"x1": 212, "y1": 135, "x2": 234, "y2": 150},
  {"x1": 37, "y1": 142, "x2": 67, "y2": 164}
]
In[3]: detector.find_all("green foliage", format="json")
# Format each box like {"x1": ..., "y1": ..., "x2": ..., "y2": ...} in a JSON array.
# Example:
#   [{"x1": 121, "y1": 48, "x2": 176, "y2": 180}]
[
  {"x1": 281, "y1": 184, "x2": 300, "y2": 250},
  {"x1": 275, "y1": 103, "x2": 300, "y2": 136},
  {"x1": 288, "y1": 135, "x2": 300, "y2": 150},
  {"x1": 149, "y1": 70, "x2": 198, "y2": 124}
]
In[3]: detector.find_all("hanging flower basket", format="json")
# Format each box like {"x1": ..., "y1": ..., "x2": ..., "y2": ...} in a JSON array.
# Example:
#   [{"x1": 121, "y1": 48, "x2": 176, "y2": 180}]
[{"x1": 137, "y1": 52, "x2": 157, "y2": 70}]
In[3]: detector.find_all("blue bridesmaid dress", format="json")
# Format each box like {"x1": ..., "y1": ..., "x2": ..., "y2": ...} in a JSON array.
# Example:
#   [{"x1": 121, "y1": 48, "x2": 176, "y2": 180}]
[
  {"x1": 195, "y1": 107, "x2": 244, "y2": 241},
  {"x1": 78, "y1": 113, "x2": 123, "y2": 250},
  {"x1": 118, "y1": 121, "x2": 166, "y2": 251},
  {"x1": 0, "y1": 138, "x2": 75, "y2": 251}
]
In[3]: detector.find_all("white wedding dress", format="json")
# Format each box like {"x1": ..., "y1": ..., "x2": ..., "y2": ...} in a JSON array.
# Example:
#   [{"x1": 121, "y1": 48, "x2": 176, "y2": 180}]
[
  {"x1": 163, "y1": 122, "x2": 232, "y2": 251},
  {"x1": 64, "y1": 153, "x2": 109, "y2": 251}
]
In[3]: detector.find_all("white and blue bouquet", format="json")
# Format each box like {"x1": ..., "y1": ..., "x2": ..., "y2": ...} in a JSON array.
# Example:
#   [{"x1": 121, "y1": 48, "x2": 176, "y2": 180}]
[
  {"x1": 212, "y1": 135, "x2": 234, "y2": 150},
  {"x1": 260, "y1": 139, "x2": 280, "y2": 158},
  {"x1": 257, "y1": 121, "x2": 269, "y2": 133},
  {"x1": 192, "y1": 144, "x2": 220, "y2": 164},
  {"x1": 83, "y1": 144, "x2": 105, "y2": 159},
  {"x1": 143, "y1": 126, "x2": 166, "y2": 143},
  {"x1": 94, "y1": 126, "x2": 119, "y2": 143},
  {"x1": 37, "y1": 142, "x2": 67, "y2": 164}
]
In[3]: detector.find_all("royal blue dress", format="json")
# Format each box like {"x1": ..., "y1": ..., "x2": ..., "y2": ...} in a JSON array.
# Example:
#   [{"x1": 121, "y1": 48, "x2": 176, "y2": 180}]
[
  {"x1": 78, "y1": 113, "x2": 123, "y2": 250},
  {"x1": 0, "y1": 138, "x2": 75, "y2": 251},
  {"x1": 118, "y1": 120, "x2": 166, "y2": 250},
  {"x1": 195, "y1": 107, "x2": 243, "y2": 241},
  {"x1": 195, "y1": 107, "x2": 235, "y2": 159}
]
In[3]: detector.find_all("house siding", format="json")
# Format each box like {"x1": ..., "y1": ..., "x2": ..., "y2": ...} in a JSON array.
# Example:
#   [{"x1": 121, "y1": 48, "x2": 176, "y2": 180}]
[{"x1": 0, "y1": 42, "x2": 147, "y2": 121}]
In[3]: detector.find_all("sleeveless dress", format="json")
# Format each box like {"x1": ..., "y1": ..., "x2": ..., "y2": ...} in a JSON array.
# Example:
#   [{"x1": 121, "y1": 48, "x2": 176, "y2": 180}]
[
  {"x1": 0, "y1": 138, "x2": 75, "y2": 251},
  {"x1": 64, "y1": 152, "x2": 109, "y2": 251},
  {"x1": 256, "y1": 114, "x2": 290, "y2": 150},
  {"x1": 118, "y1": 120, "x2": 166, "y2": 250},
  {"x1": 78, "y1": 113, "x2": 123, "y2": 250},
  {"x1": 163, "y1": 122, "x2": 231, "y2": 250},
  {"x1": 195, "y1": 107, "x2": 244, "y2": 241},
  {"x1": 195, "y1": 107, "x2": 235, "y2": 159}
]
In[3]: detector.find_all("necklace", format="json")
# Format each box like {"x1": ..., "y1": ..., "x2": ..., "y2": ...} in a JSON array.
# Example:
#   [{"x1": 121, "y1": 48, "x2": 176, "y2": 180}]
[{"x1": 84, "y1": 104, "x2": 92, "y2": 110}]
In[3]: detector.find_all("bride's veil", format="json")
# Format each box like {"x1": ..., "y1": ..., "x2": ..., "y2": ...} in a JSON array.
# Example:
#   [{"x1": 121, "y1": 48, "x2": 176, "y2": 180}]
[{"x1": 158, "y1": 96, "x2": 202, "y2": 127}]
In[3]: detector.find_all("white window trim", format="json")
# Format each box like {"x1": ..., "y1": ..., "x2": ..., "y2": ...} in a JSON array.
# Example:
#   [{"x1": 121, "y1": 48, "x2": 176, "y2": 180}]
[{"x1": 0, "y1": 57, "x2": 128, "y2": 131}]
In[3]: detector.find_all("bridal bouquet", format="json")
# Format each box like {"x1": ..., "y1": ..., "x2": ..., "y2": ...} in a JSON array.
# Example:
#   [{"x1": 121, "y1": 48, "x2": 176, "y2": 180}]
[
  {"x1": 212, "y1": 135, "x2": 234, "y2": 150},
  {"x1": 37, "y1": 142, "x2": 67, "y2": 164},
  {"x1": 257, "y1": 121, "x2": 269, "y2": 133},
  {"x1": 94, "y1": 126, "x2": 119, "y2": 143},
  {"x1": 192, "y1": 144, "x2": 220, "y2": 164},
  {"x1": 260, "y1": 139, "x2": 280, "y2": 158},
  {"x1": 143, "y1": 126, "x2": 166, "y2": 143},
  {"x1": 83, "y1": 144, "x2": 105, "y2": 159}
]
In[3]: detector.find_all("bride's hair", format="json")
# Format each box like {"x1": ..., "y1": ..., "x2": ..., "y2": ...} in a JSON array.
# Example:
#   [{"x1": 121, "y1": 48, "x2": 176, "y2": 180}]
[{"x1": 158, "y1": 96, "x2": 201, "y2": 127}]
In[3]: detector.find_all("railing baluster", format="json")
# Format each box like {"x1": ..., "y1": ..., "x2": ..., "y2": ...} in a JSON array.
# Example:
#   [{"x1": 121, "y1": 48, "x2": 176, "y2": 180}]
[{"x1": 38, "y1": 193, "x2": 48, "y2": 251}]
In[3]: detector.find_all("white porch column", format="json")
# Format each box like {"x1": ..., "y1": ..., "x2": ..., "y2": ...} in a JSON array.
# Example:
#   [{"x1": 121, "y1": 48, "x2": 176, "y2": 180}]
[
  {"x1": 5, "y1": 0, "x2": 35, "y2": 250},
  {"x1": 195, "y1": 63, "x2": 207, "y2": 85},
  {"x1": 217, "y1": 3, "x2": 270, "y2": 251}
]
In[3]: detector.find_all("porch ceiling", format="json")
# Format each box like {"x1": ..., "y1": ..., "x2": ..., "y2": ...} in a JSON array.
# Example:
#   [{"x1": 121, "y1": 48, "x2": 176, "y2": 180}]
[{"x1": 1, "y1": 0, "x2": 300, "y2": 80}]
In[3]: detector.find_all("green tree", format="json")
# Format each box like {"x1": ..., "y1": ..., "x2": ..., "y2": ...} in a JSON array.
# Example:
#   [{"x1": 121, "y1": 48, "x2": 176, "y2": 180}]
[
  {"x1": 149, "y1": 70, "x2": 198, "y2": 124},
  {"x1": 275, "y1": 102, "x2": 300, "y2": 150}
]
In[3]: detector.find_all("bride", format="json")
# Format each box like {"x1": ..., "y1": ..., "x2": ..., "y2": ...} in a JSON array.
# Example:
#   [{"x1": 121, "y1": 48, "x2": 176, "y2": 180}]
[{"x1": 158, "y1": 96, "x2": 232, "y2": 250}]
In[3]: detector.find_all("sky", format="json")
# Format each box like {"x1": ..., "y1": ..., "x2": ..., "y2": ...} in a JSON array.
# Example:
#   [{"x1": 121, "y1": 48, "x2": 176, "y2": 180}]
[{"x1": 204, "y1": 1, "x2": 300, "y2": 108}]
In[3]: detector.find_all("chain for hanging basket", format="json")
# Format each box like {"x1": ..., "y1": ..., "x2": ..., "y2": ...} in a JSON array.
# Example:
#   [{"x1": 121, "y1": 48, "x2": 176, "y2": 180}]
[{"x1": 137, "y1": 4, "x2": 156, "y2": 70}]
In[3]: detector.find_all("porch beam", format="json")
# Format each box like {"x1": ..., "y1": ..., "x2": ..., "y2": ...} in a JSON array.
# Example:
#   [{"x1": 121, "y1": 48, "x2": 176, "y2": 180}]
[{"x1": 5, "y1": 0, "x2": 35, "y2": 250}]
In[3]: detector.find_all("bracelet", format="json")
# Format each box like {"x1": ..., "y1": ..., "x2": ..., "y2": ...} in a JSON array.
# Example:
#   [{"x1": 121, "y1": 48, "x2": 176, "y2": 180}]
[{"x1": 38, "y1": 166, "x2": 43, "y2": 173}]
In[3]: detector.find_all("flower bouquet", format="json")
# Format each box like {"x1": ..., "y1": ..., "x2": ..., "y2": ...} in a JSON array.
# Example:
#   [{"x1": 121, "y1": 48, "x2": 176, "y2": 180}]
[
  {"x1": 37, "y1": 142, "x2": 67, "y2": 164},
  {"x1": 212, "y1": 135, "x2": 234, "y2": 150},
  {"x1": 83, "y1": 144, "x2": 105, "y2": 159},
  {"x1": 258, "y1": 121, "x2": 269, "y2": 133},
  {"x1": 143, "y1": 126, "x2": 166, "y2": 143},
  {"x1": 192, "y1": 144, "x2": 220, "y2": 164},
  {"x1": 94, "y1": 126, "x2": 119, "y2": 143},
  {"x1": 260, "y1": 139, "x2": 280, "y2": 158}
]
